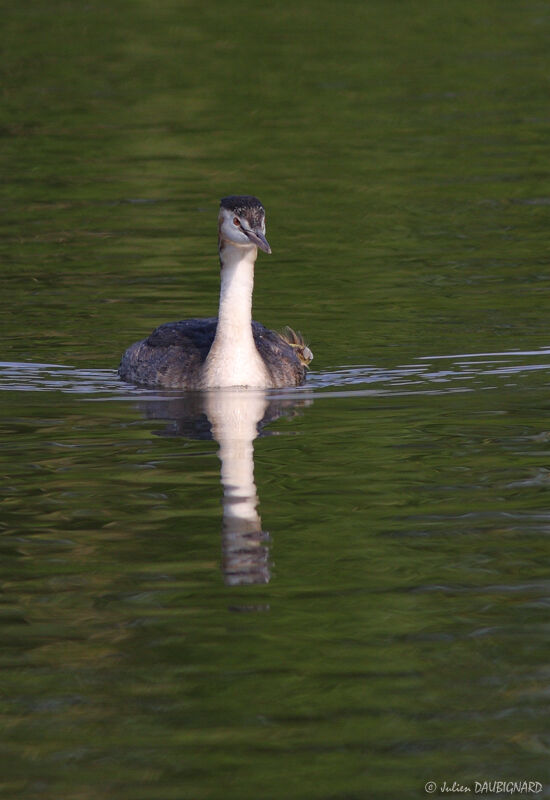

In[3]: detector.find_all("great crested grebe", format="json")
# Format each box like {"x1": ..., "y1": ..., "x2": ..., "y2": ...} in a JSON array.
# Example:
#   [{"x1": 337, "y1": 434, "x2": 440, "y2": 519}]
[{"x1": 118, "y1": 195, "x2": 312, "y2": 389}]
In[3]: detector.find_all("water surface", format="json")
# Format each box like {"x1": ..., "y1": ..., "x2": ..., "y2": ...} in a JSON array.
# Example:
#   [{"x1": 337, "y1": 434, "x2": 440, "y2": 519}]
[{"x1": 2, "y1": 1, "x2": 550, "y2": 798}]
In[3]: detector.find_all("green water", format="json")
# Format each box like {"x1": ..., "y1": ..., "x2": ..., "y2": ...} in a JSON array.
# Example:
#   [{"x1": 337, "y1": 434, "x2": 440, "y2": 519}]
[{"x1": 1, "y1": 1, "x2": 550, "y2": 798}]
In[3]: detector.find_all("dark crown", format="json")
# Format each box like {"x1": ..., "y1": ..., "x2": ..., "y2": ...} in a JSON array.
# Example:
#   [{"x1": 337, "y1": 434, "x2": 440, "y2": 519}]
[
  {"x1": 220, "y1": 195, "x2": 265, "y2": 227},
  {"x1": 220, "y1": 195, "x2": 264, "y2": 213}
]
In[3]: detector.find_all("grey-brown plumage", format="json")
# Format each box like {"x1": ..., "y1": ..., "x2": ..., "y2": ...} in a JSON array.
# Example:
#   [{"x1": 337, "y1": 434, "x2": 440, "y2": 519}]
[
  {"x1": 118, "y1": 196, "x2": 312, "y2": 390},
  {"x1": 119, "y1": 319, "x2": 311, "y2": 389}
]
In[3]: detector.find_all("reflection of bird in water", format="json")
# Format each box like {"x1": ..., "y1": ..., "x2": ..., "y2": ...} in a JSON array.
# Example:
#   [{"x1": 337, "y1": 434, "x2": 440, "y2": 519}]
[
  {"x1": 140, "y1": 390, "x2": 311, "y2": 586},
  {"x1": 119, "y1": 196, "x2": 312, "y2": 389},
  {"x1": 205, "y1": 390, "x2": 270, "y2": 586}
]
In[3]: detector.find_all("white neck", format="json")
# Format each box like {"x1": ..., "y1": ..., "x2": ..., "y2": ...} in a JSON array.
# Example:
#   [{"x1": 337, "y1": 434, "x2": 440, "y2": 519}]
[{"x1": 203, "y1": 242, "x2": 269, "y2": 388}]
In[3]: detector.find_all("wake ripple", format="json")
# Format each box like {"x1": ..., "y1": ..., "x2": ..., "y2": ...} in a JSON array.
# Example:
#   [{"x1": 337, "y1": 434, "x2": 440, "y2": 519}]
[{"x1": 1, "y1": 347, "x2": 550, "y2": 399}]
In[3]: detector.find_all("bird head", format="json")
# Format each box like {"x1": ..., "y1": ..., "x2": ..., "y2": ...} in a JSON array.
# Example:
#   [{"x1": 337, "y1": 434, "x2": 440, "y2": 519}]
[{"x1": 218, "y1": 195, "x2": 271, "y2": 254}]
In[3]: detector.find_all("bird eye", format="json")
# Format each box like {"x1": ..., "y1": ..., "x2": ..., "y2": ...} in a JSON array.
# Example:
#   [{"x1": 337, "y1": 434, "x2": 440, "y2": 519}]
[{"x1": 233, "y1": 217, "x2": 240, "y2": 226}]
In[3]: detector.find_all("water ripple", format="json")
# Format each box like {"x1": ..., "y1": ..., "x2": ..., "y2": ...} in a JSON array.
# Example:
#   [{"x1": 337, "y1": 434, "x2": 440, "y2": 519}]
[{"x1": 1, "y1": 347, "x2": 549, "y2": 398}]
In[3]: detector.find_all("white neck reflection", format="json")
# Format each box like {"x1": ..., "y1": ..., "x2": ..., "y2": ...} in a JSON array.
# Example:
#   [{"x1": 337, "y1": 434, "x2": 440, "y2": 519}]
[
  {"x1": 138, "y1": 388, "x2": 312, "y2": 587},
  {"x1": 204, "y1": 389, "x2": 269, "y2": 586}
]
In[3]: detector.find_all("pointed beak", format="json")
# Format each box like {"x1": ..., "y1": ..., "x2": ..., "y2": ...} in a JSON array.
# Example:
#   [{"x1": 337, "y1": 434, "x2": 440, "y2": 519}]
[{"x1": 243, "y1": 228, "x2": 272, "y2": 254}]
